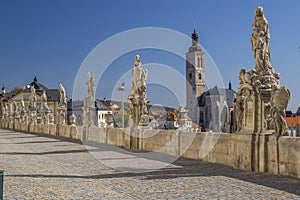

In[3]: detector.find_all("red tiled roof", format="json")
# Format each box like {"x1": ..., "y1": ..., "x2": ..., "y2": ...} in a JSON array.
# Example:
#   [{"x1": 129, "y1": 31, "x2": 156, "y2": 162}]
[
  {"x1": 286, "y1": 117, "x2": 300, "y2": 127},
  {"x1": 192, "y1": 122, "x2": 200, "y2": 128}
]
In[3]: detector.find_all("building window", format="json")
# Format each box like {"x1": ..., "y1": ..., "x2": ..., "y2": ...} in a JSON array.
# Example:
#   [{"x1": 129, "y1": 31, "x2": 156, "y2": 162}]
[
  {"x1": 189, "y1": 73, "x2": 192, "y2": 80},
  {"x1": 199, "y1": 73, "x2": 202, "y2": 80}
]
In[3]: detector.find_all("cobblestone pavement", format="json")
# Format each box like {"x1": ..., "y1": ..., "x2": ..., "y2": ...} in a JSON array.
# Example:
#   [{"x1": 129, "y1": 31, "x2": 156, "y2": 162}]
[{"x1": 0, "y1": 129, "x2": 300, "y2": 200}]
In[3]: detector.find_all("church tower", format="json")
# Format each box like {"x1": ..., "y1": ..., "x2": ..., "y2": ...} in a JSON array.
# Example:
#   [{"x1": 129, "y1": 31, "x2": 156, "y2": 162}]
[{"x1": 186, "y1": 27, "x2": 205, "y2": 119}]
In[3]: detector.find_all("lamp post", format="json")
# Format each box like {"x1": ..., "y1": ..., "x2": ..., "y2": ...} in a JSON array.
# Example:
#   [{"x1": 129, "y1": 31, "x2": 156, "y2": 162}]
[{"x1": 118, "y1": 82, "x2": 125, "y2": 128}]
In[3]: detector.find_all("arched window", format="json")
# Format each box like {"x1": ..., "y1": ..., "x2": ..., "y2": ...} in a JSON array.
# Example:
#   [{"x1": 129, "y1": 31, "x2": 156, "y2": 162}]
[
  {"x1": 200, "y1": 57, "x2": 203, "y2": 68},
  {"x1": 198, "y1": 73, "x2": 202, "y2": 80}
]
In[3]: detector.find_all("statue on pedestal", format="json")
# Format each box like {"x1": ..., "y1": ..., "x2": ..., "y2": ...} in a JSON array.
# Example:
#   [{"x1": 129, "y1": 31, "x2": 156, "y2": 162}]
[
  {"x1": 176, "y1": 106, "x2": 191, "y2": 131},
  {"x1": 41, "y1": 91, "x2": 50, "y2": 124},
  {"x1": 1, "y1": 103, "x2": 6, "y2": 124},
  {"x1": 49, "y1": 113, "x2": 54, "y2": 124},
  {"x1": 20, "y1": 99, "x2": 26, "y2": 124},
  {"x1": 58, "y1": 83, "x2": 67, "y2": 125},
  {"x1": 29, "y1": 85, "x2": 37, "y2": 109},
  {"x1": 59, "y1": 84, "x2": 67, "y2": 107},
  {"x1": 13, "y1": 101, "x2": 20, "y2": 124},
  {"x1": 250, "y1": 6, "x2": 279, "y2": 90},
  {"x1": 234, "y1": 7, "x2": 290, "y2": 136},
  {"x1": 127, "y1": 55, "x2": 149, "y2": 126},
  {"x1": 29, "y1": 86, "x2": 37, "y2": 125},
  {"x1": 87, "y1": 72, "x2": 95, "y2": 102},
  {"x1": 69, "y1": 113, "x2": 77, "y2": 126},
  {"x1": 105, "y1": 111, "x2": 114, "y2": 127},
  {"x1": 82, "y1": 72, "x2": 96, "y2": 126}
]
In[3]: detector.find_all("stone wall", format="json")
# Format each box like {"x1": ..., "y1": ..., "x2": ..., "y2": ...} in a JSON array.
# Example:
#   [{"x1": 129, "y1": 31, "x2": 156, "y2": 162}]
[{"x1": 1, "y1": 122, "x2": 299, "y2": 179}]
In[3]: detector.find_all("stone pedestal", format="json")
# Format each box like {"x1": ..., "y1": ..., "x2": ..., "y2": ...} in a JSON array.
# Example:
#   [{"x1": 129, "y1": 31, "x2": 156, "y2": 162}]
[
  {"x1": 82, "y1": 98, "x2": 96, "y2": 127},
  {"x1": 58, "y1": 106, "x2": 67, "y2": 125}
]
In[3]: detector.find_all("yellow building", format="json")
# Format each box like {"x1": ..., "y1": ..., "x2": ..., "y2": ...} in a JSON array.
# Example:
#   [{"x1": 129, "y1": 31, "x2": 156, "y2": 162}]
[{"x1": 1, "y1": 76, "x2": 60, "y2": 124}]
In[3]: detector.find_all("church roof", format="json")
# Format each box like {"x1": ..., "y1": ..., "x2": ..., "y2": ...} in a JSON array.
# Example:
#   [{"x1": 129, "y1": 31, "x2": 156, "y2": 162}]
[
  {"x1": 42, "y1": 89, "x2": 60, "y2": 101},
  {"x1": 198, "y1": 86, "x2": 237, "y2": 107},
  {"x1": 22, "y1": 76, "x2": 48, "y2": 92},
  {"x1": 4, "y1": 76, "x2": 59, "y2": 101},
  {"x1": 1, "y1": 92, "x2": 12, "y2": 101},
  {"x1": 96, "y1": 100, "x2": 111, "y2": 111}
]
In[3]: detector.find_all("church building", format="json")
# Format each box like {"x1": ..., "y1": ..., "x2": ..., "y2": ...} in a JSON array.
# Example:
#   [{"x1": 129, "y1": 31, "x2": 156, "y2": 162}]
[{"x1": 186, "y1": 28, "x2": 237, "y2": 132}]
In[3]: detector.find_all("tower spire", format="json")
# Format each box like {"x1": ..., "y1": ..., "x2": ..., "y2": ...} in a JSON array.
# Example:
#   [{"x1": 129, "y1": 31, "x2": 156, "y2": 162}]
[
  {"x1": 191, "y1": 25, "x2": 199, "y2": 44},
  {"x1": 2, "y1": 83, "x2": 5, "y2": 95},
  {"x1": 34, "y1": 75, "x2": 38, "y2": 83}
]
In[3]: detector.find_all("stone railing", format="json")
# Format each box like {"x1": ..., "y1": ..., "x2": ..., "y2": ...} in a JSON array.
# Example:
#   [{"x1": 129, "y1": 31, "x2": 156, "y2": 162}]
[
  {"x1": 288, "y1": 125, "x2": 300, "y2": 137},
  {"x1": 1, "y1": 121, "x2": 299, "y2": 179}
]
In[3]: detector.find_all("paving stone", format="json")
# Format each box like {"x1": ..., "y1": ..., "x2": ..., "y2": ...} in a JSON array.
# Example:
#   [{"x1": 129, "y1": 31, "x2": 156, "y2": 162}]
[{"x1": 0, "y1": 129, "x2": 299, "y2": 199}]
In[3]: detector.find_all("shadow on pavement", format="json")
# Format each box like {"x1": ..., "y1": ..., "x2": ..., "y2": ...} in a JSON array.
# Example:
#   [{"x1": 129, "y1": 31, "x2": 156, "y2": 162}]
[{"x1": 2, "y1": 129, "x2": 300, "y2": 196}]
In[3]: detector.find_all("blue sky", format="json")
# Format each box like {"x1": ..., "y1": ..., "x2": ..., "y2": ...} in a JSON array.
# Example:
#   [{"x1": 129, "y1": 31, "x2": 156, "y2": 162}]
[{"x1": 0, "y1": 0, "x2": 299, "y2": 111}]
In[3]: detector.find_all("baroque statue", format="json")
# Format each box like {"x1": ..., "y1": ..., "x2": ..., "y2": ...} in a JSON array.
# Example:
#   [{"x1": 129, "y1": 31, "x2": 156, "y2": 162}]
[
  {"x1": 234, "y1": 7, "x2": 290, "y2": 136},
  {"x1": 20, "y1": 98, "x2": 26, "y2": 124},
  {"x1": 87, "y1": 72, "x2": 95, "y2": 101},
  {"x1": 82, "y1": 72, "x2": 96, "y2": 126},
  {"x1": 41, "y1": 91, "x2": 50, "y2": 124},
  {"x1": 58, "y1": 83, "x2": 67, "y2": 125},
  {"x1": 59, "y1": 83, "x2": 67, "y2": 107},
  {"x1": 29, "y1": 85, "x2": 37, "y2": 109},
  {"x1": 127, "y1": 55, "x2": 149, "y2": 126},
  {"x1": 270, "y1": 86, "x2": 290, "y2": 136},
  {"x1": 249, "y1": 6, "x2": 279, "y2": 90}
]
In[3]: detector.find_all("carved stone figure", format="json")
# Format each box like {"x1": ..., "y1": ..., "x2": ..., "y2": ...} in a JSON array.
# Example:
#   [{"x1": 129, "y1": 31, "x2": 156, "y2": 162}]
[
  {"x1": 270, "y1": 86, "x2": 290, "y2": 136},
  {"x1": 105, "y1": 111, "x2": 114, "y2": 127},
  {"x1": 29, "y1": 109, "x2": 37, "y2": 125},
  {"x1": 249, "y1": 6, "x2": 279, "y2": 90},
  {"x1": 127, "y1": 55, "x2": 149, "y2": 126},
  {"x1": 29, "y1": 85, "x2": 37, "y2": 109},
  {"x1": 41, "y1": 91, "x2": 48, "y2": 109},
  {"x1": 69, "y1": 113, "x2": 76, "y2": 126},
  {"x1": 59, "y1": 83, "x2": 67, "y2": 107},
  {"x1": 40, "y1": 91, "x2": 50, "y2": 124},
  {"x1": 251, "y1": 7, "x2": 270, "y2": 72},
  {"x1": 13, "y1": 101, "x2": 20, "y2": 123},
  {"x1": 82, "y1": 72, "x2": 96, "y2": 126},
  {"x1": 87, "y1": 72, "x2": 95, "y2": 101},
  {"x1": 4, "y1": 103, "x2": 8, "y2": 123},
  {"x1": 58, "y1": 109, "x2": 66, "y2": 125},
  {"x1": 234, "y1": 94, "x2": 244, "y2": 132},
  {"x1": 20, "y1": 99, "x2": 26, "y2": 124},
  {"x1": 234, "y1": 7, "x2": 289, "y2": 135},
  {"x1": 49, "y1": 113, "x2": 54, "y2": 124},
  {"x1": 1, "y1": 103, "x2": 6, "y2": 123}
]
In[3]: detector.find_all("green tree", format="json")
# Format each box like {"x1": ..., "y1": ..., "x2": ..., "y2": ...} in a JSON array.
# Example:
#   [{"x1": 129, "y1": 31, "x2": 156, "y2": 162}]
[
  {"x1": 11, "y1": 87, "x2": 22, "y2": 95},
  {"x1": 115, "y1": 113, "x2": 130, "y2": 128}
]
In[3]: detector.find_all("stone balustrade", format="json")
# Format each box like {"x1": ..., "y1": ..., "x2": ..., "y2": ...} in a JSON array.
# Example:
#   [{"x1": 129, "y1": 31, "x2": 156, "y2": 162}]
[{"x1": 1, "y1": 121, "x2": 299, "y2": 179}]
